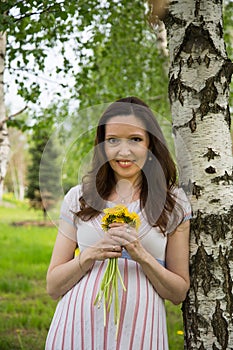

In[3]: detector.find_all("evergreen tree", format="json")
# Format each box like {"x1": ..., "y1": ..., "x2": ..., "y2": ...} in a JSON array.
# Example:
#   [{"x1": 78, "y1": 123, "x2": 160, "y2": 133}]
[{"x1": 27, "y1": 120, "x2": 60, "y2": 220}]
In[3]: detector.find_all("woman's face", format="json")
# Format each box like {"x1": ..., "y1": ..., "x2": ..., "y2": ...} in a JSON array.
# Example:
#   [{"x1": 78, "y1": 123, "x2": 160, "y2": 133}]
[{"x1": 104, "y1": 114, "x2": 150, "y2": 184}]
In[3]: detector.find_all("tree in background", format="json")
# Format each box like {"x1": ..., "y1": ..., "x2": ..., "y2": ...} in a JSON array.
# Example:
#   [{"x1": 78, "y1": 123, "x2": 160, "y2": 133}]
[
  {"x1": 1, "y1": 0, "x2": 169, "y2": 200},
  {"x1": 148, "y1": 0, "x2": 233, "y2": 348},
  {"x1": 0, "y1": 0, "x2": 100, "y2": 200},
  {"x1": 59, "y1": 1, "x2": 172, "y2": 191},
  {"x1": 27, "y1": 116, "x2": 60, "y2": 219},
  {"x1": 4, "y1": 127, "x2": 29, "y2": 200}
]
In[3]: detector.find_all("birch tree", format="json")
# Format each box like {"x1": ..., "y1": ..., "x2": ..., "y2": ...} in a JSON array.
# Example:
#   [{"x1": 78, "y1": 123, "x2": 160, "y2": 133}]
[
  {"x1": 0, "y1": 31, "x2": 9, "y2": 200},
  {"x1": 158, "y1": 0, "x2": 233, "y2": 349},
  {"x1": 0, "y1": 1, "x2": 97, "y2": 200}
]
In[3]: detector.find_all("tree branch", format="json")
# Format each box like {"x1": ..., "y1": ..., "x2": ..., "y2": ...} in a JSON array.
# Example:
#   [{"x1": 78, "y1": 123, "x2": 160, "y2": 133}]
[
  {"x1": 0, "y1": 105, "x2": 28, "y2": 129},
  {"x1": 12, "y1": 3, "x2": 65, "y2": 22}
]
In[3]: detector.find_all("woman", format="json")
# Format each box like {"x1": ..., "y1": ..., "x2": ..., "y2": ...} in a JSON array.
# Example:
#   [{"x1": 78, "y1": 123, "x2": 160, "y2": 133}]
[{"x1": 46, "y1": 97, "x2": 191, "y2": 349}]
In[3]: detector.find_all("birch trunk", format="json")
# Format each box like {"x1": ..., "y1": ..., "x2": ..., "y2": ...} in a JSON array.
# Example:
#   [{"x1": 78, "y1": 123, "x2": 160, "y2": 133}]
[
  {"x1": 0, "y1": 31, "x2": 9, "y2": 201},
  {"x1": 164, "y1": 0, "x2": 233, "y2": 349}
]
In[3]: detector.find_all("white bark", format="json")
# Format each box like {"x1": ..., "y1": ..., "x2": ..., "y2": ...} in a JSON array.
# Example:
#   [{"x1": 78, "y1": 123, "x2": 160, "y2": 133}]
[
  {"x1": 0, "y1": 31, "x2": 10, "y2": 201},
  {"x1": 164, "y1": 0, "x2": 233, "y2": 349}
]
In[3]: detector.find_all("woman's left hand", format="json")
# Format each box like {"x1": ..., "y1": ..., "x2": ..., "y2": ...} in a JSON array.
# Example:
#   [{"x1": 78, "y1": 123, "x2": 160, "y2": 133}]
[{"x1": 108, "y1": 223, "x2": 146, "y2": 262}]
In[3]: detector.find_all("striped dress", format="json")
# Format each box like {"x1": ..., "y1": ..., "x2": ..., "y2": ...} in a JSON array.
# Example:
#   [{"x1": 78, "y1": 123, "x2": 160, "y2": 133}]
[{"x1": 45, "y1": 185, "x2": 191, "y2": 350}]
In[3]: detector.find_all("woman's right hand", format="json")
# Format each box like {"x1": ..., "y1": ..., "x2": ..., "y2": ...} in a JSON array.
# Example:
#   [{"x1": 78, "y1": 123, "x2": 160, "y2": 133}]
[
  {"x1": 47, "y1": 229, "x2": 121, "y2": 300},
  {"x1": 82, "y1": 233, "x2": 122, "y2": 265}
]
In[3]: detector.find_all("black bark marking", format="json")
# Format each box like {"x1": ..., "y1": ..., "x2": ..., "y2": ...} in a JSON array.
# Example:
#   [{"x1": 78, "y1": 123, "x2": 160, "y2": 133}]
[
  {"x1": 192, "y1": 182, "x2": 204, "y2": 199},
  {"x1": 205, "y1": 166, "x2": 216, "y2": 174},
  {"x1": 199, "y1": 77, "x2": 218, "y2": 119},
  {"x1": 187, "y1": 55, "x2": 194, "y2": 68},
  {"x1": 189, "y1": 109, "x2": 197, "y2": 132},
  {"x1": 191, "y1": 208, "x2": 233, "y2": 246},
  {"x1": 203, "y1": 148, "x2": 220, "y2": 161},
  {"x1": 192, "y1": 244, "x2": 214, "y2": 296},
  {"x1": 163, "y1": 10, "x2": 186, "y2": 33},
  {"x1": 204, "y1": 54, "x2": 210, "y2": 68},
  {"x1": 183, "y1": 208, "x2": 233, "y2": 348},
  {"x1": 200, "y1": 77, "x2": 218, "y2": 103},
  {"x1": 218, "y1": 246, "x2": 233, "y2": 316},
  {"x1": 216, "y1": 20, "x2": 223, "y2": 38},
  {"x1": 211, "y1": 171, "x2": 233, "y2": 185},
  {"x1": 182, "y1": 24, "x2": 221, "y2": 56},
  {"x1": 168, "y1": 74, "x2": 197, "y2": 106},
  {"x1": 212, "y1": 300, "x2": 228, "y2": 349},
  {"x1": 197, "y1": 56, "x2": 202, "y2": 65},
  {"x1": 183, "y1": 294, "x2": 207, "y2": 347},
  {"x1": 194, "y1": 0, "x2": 201, "y2": 17},
  {"x1": 209, "y1": 198, "x2": 220, "y2": 204},
  {"x1": 218, "y1": 60, "x2": 233, "y2": 86},
  {"x1": 225, "y1": 105, "x2": 231, "y2": 129}
]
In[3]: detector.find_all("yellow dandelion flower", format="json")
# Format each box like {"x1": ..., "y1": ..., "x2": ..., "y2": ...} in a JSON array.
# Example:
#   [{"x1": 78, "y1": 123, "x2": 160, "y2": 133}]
[{"x1": 177, "y1": 330, "x2": 184, "y2": 335}]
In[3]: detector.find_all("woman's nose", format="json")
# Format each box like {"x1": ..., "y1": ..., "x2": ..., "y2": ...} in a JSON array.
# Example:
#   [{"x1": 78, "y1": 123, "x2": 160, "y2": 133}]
[{"x1": 117, "y1": 140, "x2": 132, "y2": 156}]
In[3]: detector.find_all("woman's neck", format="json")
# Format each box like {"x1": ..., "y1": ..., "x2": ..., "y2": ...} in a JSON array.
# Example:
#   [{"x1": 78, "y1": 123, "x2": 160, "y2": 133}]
[{"x1": 111, "y1": 178, "x2": 141, "y2": 204}]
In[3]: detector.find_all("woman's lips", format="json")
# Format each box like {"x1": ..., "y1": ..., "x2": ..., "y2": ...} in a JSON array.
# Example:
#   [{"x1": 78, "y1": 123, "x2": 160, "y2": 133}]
[{"x1": 116, "y1": 160, "x2": 134, "y2": 168}]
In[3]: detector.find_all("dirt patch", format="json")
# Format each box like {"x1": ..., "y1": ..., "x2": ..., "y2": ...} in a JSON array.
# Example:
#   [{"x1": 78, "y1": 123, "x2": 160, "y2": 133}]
[{"x1": 11, "y1": 220, "x2": 57, "y2": 227}]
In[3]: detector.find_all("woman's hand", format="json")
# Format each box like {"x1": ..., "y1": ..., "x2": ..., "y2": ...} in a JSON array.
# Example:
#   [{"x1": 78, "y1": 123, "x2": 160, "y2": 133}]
[
  {"x1": 84, "y1": 233, "x2": 122, "y2": 263},
  {"x1": 108, "y1": 223, "x2": 146, "y2": 263}
]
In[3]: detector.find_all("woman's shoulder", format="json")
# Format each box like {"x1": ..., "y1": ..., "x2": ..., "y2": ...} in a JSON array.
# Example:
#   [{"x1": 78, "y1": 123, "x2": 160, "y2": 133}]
[
  {"x1": 65, "y1": 184, "x2": 82, "y2": 198},
  {"x1": 171, "y1": 186, "x2": 191, "y2": 207},
  {"x1": 63, "y1": 184, "x2": 82, "y2": 209},
  {"x1": 171, "y1": 186, "x2": 192, "y2": 216}
]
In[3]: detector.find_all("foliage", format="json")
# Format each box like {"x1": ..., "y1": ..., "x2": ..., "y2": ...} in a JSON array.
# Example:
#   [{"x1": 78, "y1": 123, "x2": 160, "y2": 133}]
[
  {"x1": 26, "y1": 114, "x2": 61, "y2": 218},
  {"x1": 75, "y1": 1, "x2": 169, "y2": 112},
  {"x1": 1, "y1": 1, "x2": 80, "y2": 103},
  {"x1": 223, "y1": 0, "x2": 233, "y2": 108},
  {"x1": 3, "y1": 0, "x2": 232, "y2": 194},
  {"x1": 57, "y1": 0, "x2": 172, "y2": 190}
]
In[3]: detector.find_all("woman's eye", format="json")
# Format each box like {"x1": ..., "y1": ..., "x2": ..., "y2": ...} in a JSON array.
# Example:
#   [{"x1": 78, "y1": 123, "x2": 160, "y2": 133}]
[
  {"x1": 130, "y1": 137, "x2": 142, "y2": 142},
  {"x1": 106, "y1": 138, "x2": 120, "y2": 144}
]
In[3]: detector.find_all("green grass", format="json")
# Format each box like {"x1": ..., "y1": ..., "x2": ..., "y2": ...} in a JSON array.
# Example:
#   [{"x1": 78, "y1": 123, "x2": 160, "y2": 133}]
[{"x1": 0, "y1": 197, "x2": 184, "y2": 350}]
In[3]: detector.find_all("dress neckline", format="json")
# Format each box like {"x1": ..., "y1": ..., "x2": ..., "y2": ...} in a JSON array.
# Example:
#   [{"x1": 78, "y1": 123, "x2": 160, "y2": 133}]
[{"x1": 106, "y1": 199, "x2": 140, "y2": 206}]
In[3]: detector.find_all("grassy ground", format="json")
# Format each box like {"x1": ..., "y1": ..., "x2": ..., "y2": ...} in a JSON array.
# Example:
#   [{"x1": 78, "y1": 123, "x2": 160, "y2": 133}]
[{"x1": 0, "y1": 197, "x2": 184, "y2": 349}]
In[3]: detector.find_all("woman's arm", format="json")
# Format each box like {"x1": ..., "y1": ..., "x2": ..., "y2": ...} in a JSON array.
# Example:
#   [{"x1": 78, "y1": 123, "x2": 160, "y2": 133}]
[
  {"x1": 109, "y1": 220, "x2": 190, "y2": 305},
  {"x1": 139, "y1": 220, "x2": 190, "y2": 304},
  {"x1": 46, "y1": 220, "x2": 122, "y2": 300}
]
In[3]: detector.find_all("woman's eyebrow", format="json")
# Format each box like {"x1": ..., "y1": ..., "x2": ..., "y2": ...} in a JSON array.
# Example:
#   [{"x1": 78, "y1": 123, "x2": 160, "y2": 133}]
[{"x1": 105, "y1": 132, "x2": 145, "y2": 137}]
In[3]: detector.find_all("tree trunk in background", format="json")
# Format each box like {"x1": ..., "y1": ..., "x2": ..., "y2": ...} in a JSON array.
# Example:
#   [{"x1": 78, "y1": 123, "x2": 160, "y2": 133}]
[
  {"x1": 164, "y1": 0, "x2": 233, "y2": 349},
  {"x1": 0, "y1": 31, "x2": 9, "y2": 201}
]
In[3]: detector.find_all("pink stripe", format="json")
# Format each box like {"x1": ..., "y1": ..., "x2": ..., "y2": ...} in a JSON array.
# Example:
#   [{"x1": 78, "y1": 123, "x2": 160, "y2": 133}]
[
  {"x1": 90, "y1": 262, "x2": 105, "y2": 350},
  {"x1": 61, "y1": 288, "x2": 75, "y2": 349},
  {"x1": 116, "y1": 260, "x2": 128, "y2": 350},
  {"x1": 81, "y1": 272, "x2": 92, "y2": 350},
  {"x1": 51, "y1": 303, "x2": 65, "y2": 350},
  {"x1": 149, "y1": 292, "x2": 155, "y2": 349},
  {"x1": 103, "y1": 301, "x2": 110, "y2": 350},
  {"x1": 157, "y1": 296, "x2": 160, "y2": 349},
  {"x1": 162, "y1": 302, "x2": 167, "y2": 349},
  {"x1": 140, "y1": 277, "x2": 149, "y2": 349},
  {"x1": 71, "y1": 283, "x2": 81, "y2": 350},
  {"x1": 129, "y1": 263, "x2": 140, "y2": 349}
]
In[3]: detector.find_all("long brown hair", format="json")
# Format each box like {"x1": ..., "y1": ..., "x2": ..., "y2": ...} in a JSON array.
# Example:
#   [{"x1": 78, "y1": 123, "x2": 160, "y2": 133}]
[{"x1": 77, "y1": 96, "x2": 181, "y2": 233}]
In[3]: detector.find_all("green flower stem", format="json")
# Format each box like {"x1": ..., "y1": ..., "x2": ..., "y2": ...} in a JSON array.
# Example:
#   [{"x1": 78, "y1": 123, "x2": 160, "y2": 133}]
[{"x1": 94, "y1": 257, "x2": 126, "y2": 333}]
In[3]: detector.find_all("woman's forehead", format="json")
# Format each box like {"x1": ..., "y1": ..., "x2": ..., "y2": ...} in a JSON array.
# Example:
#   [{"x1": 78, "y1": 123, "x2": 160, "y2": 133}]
[{"x1": 105, "y1": 114, "x2": 146, "y2": 131}]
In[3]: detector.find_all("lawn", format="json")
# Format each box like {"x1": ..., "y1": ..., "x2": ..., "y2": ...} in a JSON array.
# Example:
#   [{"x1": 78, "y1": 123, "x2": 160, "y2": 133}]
[{"x1": 0, "y1": 197, "x2": 184, "y2": 349}]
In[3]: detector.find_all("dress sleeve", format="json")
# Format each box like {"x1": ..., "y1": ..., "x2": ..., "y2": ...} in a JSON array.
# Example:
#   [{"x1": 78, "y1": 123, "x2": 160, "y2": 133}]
[
  {"x1": 166, "y1": 187, "x2": 192, "y2": 234},
  {"x1": 177, "y1": 187, "x2": 192, "y2": 222},
  {"x1": 59, "y1": 185, "x2": 82, "y2": 242}
]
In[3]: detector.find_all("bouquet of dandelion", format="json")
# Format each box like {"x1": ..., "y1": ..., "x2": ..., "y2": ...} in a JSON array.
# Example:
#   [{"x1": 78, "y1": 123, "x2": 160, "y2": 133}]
[{"x1": 94, "y1": 204, "x2": 140, "y2": 332}]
